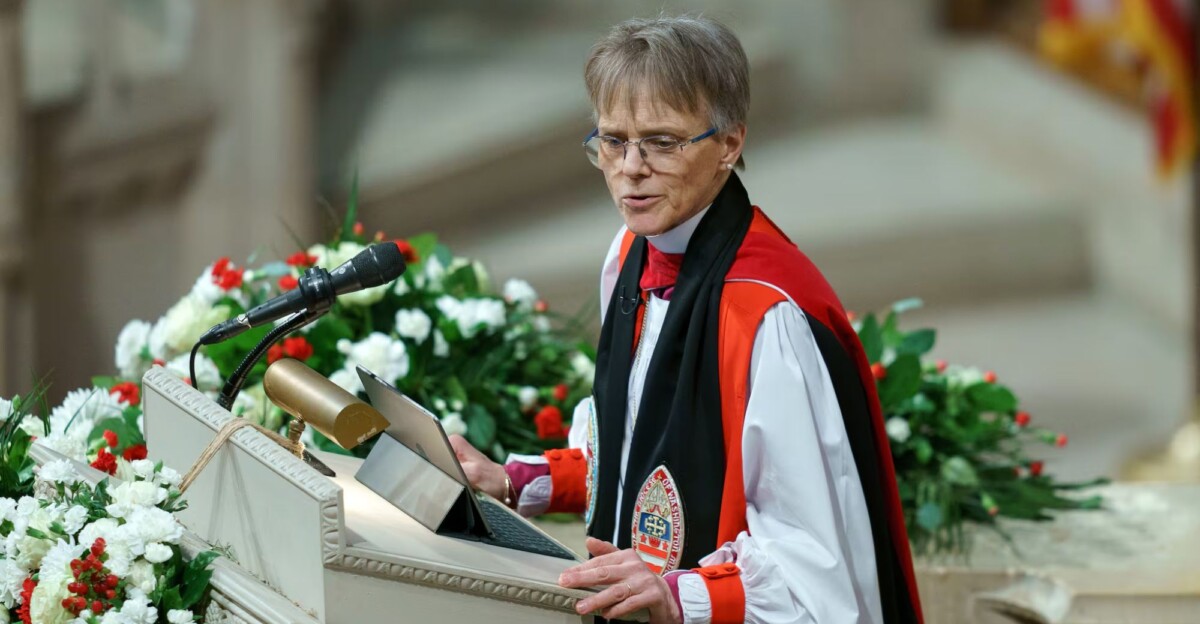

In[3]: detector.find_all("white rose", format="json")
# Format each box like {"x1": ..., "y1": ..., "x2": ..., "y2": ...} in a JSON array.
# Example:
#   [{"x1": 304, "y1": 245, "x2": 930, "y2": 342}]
[
  {"x1": 441, "y1": 413, "x2": 468, "y2": 437},
  {"x1": 433, "y1": 330, "x2": 449, "y2": 357},
  {"x1": 149, "y1": 294, "x2": 231, "y2": 359},
  {"x1": 338, "y1": 333, "x2": 409, "y2": 384},
  {"x1": 394, "y1": 309, "x2": 432, "y2": 345},
  {"x1": 886, "y1": 417, "x2": 911, "y2": 443},
  {"x1": 167, "y1": 609, "x2": 195, "y2": 624},
  {"x1": 503, "y1": 279, "x2": 538, "y2": 310},
  {"x1": 570, "y1": 352, "x2": 595, "y2": 381},
  {"x1": 143, "y1": 542, "x2": 173, "y2": 564},
  {"x1": 114, "y1": 320, "x2": 153, "y2": 380},
  {"x1": 128, "y1": 559, "x2": 158, "y2": 595},
  {"x1": 37, "y1": 460, "x2": 80, "y2": 486},
  {"x1": 517, "y1": 386, "x2": 538, "y2": 410},
  {"x1": 166, "y1": 352, "x2": 221, "y2": 392},
  {"x1": 106, "y1": 482, "x2": 168, "y2": 518}
]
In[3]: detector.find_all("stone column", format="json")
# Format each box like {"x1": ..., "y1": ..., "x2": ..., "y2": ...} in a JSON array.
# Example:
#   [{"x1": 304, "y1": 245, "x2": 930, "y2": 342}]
[{"x1": 0, "y1": 0, "x2": 29, "y2": 397}]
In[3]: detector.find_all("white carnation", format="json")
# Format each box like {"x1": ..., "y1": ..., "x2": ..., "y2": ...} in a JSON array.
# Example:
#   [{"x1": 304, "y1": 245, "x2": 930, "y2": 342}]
[
  {"x1": 328, "y1": 368, "x2": 362, "y2": 395},
  {"x1": 433, "y1": 330, "x2": 449, "y2": 357},
  {"x1": 34, "y1": 433, "x2": 86, "y2": 463},
  {"x1": 189, "y1": 265, "x2": 226, "y2": 306},
  {"x1": 393, "y1": 277, "x2": 410, "y2": 296},
  {"x1": 166, "y1": 352, "x2": 221, "y2": 392},
  {"x1": 129, "y1": 460, "x2": 156, "y2": 481},
  {"x1": 532, "y1": 315, "x2": 551, "y2": 333},
  {"x1": 29, "y1": 559, "x2": 74, "y2": 624},
  {"x1": 503, "y1": 279, "x2": 538, "y2": 310},
  {"x1": 154, "y1": 466, "x2": 182, "y2": 489},
  {"x1": 167, "y1": 609, "x2": 194, "y2": 624},
  {"x1": 124, "y1": 506, "x2": 184, "y2": 546},
  {"x1": 0, "y1": 499, "x2": 14, "y2": 525},
  {"x1": 106, "y1": 481, "x2": 168, "y2": 518},
  {"x1": 886, "y1": 417, "x2": 911, "y2": 443},
  {"x1": 77, "y1": 519, "x2": 119, "y2": 555},
  {"x1": 0, "y1": 396, "x2": 10, "y2": 422},
  {"x1": 394, "y1": 309, "x2": 432, "y2": 344},
  {"x1": 61, "y1": 506, "x2": 88, "y2": 536},
  {"x1": 337, "y1": 333, "x2": 409, "y2": 384},
  {"x1": 37, "y1": 460, "x2": 80, "y2": 486},
  {"x1": 114, "y1": 320, "x2": 153, "y2": 380},
  {"x1": 437, "y1": 297, "x2": 505, "y2": 339},
  {"x1": 143, "y1": 542, "x2": 173, "y2": 564},
  {"x1": 115, "y1": 591, "x2": 157, "y2": 624},
  {"x1": 441, "y1": 413, "x2": 468, "y2": 437},
  {"x1": 0, "y1": 558, "x2": 24, "y2": 608},
  {"x1": 471, "y1": 261, "x2": 490, "y2": 291},
  {"x1": 37, "y1": 539, "x2": 79, "y2": 589},
  {"x1": 424, "y1": 255, "x2": 446, "y2": 287}
]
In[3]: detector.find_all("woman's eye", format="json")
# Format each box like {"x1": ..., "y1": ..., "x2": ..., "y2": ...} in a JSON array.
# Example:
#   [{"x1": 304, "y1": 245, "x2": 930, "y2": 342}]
[{"x1": 646, "y1": 137, "x2": 679, "y2": 151}]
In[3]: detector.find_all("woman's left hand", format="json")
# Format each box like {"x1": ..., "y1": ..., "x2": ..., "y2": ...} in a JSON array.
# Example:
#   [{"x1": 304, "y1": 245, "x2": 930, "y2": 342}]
[{"x1": 559, "y1": 537, "x2": 682, "y2": 624}]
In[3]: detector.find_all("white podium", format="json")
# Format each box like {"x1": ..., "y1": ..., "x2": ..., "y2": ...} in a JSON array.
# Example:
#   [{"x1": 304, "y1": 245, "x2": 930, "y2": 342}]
[{"x1": 140, "y1": 367, "x2": 595, "y2": 624}]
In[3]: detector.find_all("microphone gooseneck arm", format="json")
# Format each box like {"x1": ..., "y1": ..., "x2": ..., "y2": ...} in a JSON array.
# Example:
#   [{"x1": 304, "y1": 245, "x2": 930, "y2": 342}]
[{"x1": 215, "y1": 308, "x2": 323, "y2": 410}]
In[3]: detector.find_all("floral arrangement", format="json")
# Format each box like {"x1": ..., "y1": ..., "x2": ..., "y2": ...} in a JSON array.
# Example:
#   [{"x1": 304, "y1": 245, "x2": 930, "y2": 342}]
[
  {"x1": 857, "y1": 299, "x2": 1104, "y2": 555},
  {"x1": 54, "y1": 188, "x2": 593, "y2": 462},
  {"x1": 0, "y1": 393, "x2": 217, "y2": 623}
]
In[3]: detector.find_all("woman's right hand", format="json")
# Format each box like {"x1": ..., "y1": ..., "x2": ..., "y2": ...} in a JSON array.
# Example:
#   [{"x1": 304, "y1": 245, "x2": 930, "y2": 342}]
[{"x1": 448, "y1": 434, "x2": 508, "y2": 500}]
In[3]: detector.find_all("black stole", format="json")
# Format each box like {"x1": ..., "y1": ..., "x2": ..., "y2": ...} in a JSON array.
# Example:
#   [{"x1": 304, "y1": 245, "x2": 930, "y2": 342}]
[{"x1": 589, "y1": 173, "x2": 753, "y2": 568}]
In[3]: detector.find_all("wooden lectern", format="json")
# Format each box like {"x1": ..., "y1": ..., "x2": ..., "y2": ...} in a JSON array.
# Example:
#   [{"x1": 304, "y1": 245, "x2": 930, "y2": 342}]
[{"x1": 140, "y1": 367, "x2": 596, "y2": 624}]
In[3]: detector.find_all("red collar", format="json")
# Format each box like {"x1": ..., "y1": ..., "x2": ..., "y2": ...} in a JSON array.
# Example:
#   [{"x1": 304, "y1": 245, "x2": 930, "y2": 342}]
[{"x1": 640, "y1": 244, "x2": 684, "y2": 299}]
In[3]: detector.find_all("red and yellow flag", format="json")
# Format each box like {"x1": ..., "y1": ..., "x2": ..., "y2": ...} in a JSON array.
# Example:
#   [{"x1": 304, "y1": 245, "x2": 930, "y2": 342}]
[{"x1": 1041, "y1": 0, "x2": 1196, "y2": 178}]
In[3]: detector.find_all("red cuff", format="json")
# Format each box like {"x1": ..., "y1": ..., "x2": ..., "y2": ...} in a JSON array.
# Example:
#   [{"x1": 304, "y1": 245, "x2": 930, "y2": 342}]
[
  {"x1": 693, "y1": 563, "x2": 745, "y2": 624},
  {"x1": 544, "y1": 448, "x2": 587, "y2": 514}
]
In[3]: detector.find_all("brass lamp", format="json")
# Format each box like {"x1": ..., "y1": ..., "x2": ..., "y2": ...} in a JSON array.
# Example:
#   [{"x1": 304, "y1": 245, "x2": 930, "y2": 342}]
[{"x1": 263, "y1": 358, "x2": 389, "y2": 453}]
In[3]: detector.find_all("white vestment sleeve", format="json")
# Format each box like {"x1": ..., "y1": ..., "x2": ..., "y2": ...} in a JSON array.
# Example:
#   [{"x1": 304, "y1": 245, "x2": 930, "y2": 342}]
[{"x1": 677, "y1": 301, "x2": 883, "y2": 624}]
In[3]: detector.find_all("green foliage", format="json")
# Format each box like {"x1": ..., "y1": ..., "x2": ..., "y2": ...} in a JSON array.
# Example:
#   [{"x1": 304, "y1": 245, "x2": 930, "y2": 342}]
[{"x1": 859, "y1": 300, "x2": 1106, "y2": 556}]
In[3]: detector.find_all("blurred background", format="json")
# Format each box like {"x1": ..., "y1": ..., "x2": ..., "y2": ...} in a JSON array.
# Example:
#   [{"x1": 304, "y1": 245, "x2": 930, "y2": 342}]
[{"x1": 0, "y1": 0, "x2": 1193, "y2": 484}]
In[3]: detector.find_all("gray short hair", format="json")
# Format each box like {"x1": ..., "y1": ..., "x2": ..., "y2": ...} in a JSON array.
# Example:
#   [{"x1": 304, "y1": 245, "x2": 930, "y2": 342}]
[{"x1": 585, "y1": 15, "x2": 749, "y2": 157}]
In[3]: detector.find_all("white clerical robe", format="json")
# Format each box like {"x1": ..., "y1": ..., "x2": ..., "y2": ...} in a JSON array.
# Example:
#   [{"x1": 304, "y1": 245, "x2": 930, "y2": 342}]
[{"x1": 511, "y1": 208, "x2": 884, "y2": 623}]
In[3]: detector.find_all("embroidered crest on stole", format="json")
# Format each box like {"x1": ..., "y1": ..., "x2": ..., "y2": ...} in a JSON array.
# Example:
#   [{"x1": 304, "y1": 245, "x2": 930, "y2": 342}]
[
  {"x1": 631, "y1": 465, "x2": 685, "y2": 575},
  {"x1": 584, "y1": 397, "x2": 599, "y2": 529}
]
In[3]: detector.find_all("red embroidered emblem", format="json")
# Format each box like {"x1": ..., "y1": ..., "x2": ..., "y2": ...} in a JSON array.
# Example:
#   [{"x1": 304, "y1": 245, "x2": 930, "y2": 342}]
[{"x1": 631, "y1": 465, "x2": 685, "y2": 575}]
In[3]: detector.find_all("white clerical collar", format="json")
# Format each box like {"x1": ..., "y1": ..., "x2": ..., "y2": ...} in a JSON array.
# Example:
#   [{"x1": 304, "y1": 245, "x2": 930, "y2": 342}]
[{"x1": 646, "y1": 205, "x2": 710, "y2": 254}]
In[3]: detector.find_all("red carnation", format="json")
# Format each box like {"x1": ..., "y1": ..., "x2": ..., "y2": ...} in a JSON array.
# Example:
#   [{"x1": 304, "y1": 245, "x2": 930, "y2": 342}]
[
  {"x1": 109, "y1": 382, "x2": 140, "y2": 406},
  {"x1": 123, "y1": 444, "x2": 148, "y2": 462},
  {"x1": 983, "y1": 370, "x2": 998, "y2": 384},
  {"x1": 395, "y1": 240, "x2": 420, "y2": 264},
  {"x1": 266, "y1": 342, "x2": 285, "y2": 365},
  {"x1": 90, "y1": 448, "x2": 118, "y2": 475},
  {"x1": 870, "y1": 362, "x2": 887, "y2": 380},
  {"x1": 210, "y1": 257, "x2": 231, "y2": 278},
  {"x1": 283, "y1": 336, "x2": 314, "y2": 361},
  {"x1": 102, "y1": 430, "x2": 118, "y2": 449},
  {"x1": 278, "y1": 275, "x2": 299, "y2": 291},
  {"x1": 1014, "y1": 411, "x2": 1031, "y2": 427},
  {"x1": 1055, "y1": 433, "x2": 1068, "y2": 448},
  {"x1": 534, "y1": 406, "x2": 566, "y2": 440},
  {"x1": 217, "y1": 267, "x2": 244, "y2": 290},
  {"x1": 534, "y1": 300, "x2": 549, "y2": 314},
  {"x1": 286, "y1": 251, "x2": 318, "y2": 268},
  {"x1": 353, "y1": 221, "x2": 365, "y2": 236},
  {"x1": 935, "y1": 359, "x2": 948, "y2": 374},
  {"x1": 1029, "y1": 460, "x2": 1044, "y2": 476},
  {"x1": 552, "y1": 383, "x2": 569, "y2": 402},
  {"x1": 18, "y1": 577, "x2": 35, "y2": 624}
]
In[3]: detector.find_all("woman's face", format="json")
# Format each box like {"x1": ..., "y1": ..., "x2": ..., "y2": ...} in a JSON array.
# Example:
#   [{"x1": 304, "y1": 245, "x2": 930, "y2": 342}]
[{"x1": 596, "y1": 95, "x2": 745, "y2": 237}]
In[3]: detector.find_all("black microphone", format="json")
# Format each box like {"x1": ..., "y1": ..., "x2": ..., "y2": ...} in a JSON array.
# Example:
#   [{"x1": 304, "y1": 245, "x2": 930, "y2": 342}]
[{"x1": 198, "y1": 242, "x2": 407, "y2": 346}]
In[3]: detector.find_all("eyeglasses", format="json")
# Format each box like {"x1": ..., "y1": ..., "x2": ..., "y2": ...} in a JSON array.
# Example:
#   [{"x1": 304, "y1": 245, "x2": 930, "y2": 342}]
[{"x1": 583, "y1": 127, "x2": 717, "y2": 170}]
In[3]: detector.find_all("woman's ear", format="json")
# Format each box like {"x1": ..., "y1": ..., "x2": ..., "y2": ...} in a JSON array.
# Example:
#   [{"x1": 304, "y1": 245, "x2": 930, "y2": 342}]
[{"x1": 720, "y1": 123, "x2": 747, "y2": 170}]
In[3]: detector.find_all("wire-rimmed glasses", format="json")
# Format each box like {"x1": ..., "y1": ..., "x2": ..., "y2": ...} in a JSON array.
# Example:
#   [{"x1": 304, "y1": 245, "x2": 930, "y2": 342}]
[{"x1": 583, "y1": 127, "x2": 717, "y2": 169}]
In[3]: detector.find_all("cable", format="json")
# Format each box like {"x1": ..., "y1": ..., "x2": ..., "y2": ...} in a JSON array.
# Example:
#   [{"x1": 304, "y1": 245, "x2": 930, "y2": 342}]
[{"x1": 189, "y1": 342, "x2": 202, "y2": 389}]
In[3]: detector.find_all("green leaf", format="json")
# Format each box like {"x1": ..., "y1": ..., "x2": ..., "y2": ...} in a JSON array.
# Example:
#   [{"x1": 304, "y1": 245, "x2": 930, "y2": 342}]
[
  {"x1": 878, "y1": 354, "x2": 921, "y2": 406},
  {"x1": 966, "y1": 383, "x2": 1018, "y2": 413},
  {"x1": 896, "y1": 329, "x2": 936, "y2": 356},
  {"x1": 341, "y1": 169, "x2": 359, "y2": 244},
  {"x1": 181, "y1": 550, "x2": 221, "y2": 608},
  {"x1": 405, "y1": 233, "x2": 439, "y2": 269},
  {"x1": 915, "y1": 502, "x2": 943, "y2": 530},
  {"x1": 913, "y1": 437, "x2": 934, "y2": 464},
  {"x1": 159, "y1": 586, "x2": 183, "y2": 612},
  {"x1": 858, "y1": 314, "x2": 883, "y2": 364},
  {"x1": 91, "y1": 376, "x2": 120, "y2": 390}
]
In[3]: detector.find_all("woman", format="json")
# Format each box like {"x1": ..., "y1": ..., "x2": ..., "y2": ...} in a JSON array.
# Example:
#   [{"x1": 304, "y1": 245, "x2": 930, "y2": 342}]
[{"x1": 451, "y1": 15, "x2": 923, "y2": 624}]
